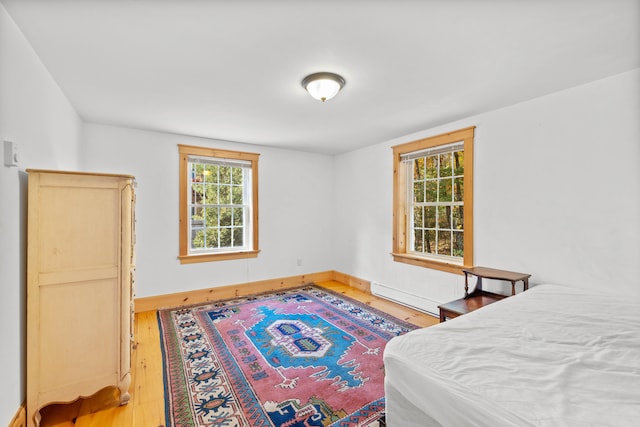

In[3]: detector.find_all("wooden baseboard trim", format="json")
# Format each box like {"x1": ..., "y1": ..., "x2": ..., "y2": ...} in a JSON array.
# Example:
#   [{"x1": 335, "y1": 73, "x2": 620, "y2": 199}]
[
  {"x1": 332, "y1": 271, "x2": 371, "y2": 293},
  {"x1": 134, "y1": 270, "x2": 371, "y2": 313},
  {"x1": 9, "y1": 403, "x2": 26, "y2": 427}
]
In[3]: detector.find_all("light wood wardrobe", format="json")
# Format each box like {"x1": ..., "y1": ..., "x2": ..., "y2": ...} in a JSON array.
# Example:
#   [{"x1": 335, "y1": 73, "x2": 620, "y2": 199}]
[{"x1": 26, "y1": 170, "x2": 135, "y2": 427}]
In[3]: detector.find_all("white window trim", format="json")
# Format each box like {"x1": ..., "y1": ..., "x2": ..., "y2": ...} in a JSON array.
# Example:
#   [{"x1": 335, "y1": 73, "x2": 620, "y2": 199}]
[
  {"x1": 187, "y1": 155, "x2": 253, "y2": 255},
  {"x1": 404, "y1": 143, "x2": 465, "y2": 264}
]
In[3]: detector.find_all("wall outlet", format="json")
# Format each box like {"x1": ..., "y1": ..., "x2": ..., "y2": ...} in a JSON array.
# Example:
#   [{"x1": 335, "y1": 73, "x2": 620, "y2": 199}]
[{"x1": 4, "y1": 140, "x2": 18, "y2": 167}]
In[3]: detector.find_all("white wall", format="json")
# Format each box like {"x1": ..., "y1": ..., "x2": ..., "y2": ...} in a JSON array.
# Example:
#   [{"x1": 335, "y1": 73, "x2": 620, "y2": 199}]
[
  {"x1": 81, "y1": 124, "x2": 335, "y2": 298},
  {"x1": 0, "y1": 4, "x2": 82, "y2": 425},
  {"x1": 334, "y1": 69, "x2": 640, "y2": 311}
]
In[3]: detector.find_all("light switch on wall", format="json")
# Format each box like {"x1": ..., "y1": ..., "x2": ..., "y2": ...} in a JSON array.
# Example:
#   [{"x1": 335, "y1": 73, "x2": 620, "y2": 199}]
[{"x1": 4, "y1": 140, "x2": 19, "y2": 167}]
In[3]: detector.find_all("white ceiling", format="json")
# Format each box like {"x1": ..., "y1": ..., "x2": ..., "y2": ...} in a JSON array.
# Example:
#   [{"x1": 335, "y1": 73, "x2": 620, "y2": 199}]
[{"x1": 3, "y1": 0, "x2": 639, "y2": 155}]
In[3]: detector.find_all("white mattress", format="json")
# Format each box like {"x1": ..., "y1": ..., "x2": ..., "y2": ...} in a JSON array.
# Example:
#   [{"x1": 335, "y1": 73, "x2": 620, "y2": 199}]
[{"x1": 383, "y1": 284, "x2": 640, "y2": 427}]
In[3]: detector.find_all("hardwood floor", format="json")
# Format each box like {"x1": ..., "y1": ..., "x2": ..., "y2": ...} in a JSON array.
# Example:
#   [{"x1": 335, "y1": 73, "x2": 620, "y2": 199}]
[{"x1": 37, "y1": 280, "x2": 438, "y2": 426}]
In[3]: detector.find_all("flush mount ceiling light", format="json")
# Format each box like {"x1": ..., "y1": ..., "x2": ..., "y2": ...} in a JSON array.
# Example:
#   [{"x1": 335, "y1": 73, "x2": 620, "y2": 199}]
[{"x1": 301, "y1": 72, "x2": 346, "y2": 102}]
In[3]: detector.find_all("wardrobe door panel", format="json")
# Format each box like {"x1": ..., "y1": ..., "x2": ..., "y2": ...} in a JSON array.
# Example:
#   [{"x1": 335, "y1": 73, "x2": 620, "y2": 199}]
[{"x1": 27, "y1": 170, "x2": 135, "y2": 427}]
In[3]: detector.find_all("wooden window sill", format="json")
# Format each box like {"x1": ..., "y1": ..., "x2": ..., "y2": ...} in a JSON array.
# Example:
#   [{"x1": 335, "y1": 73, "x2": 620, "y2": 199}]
[
  {"x1": 391, "y1": 252, "x2": 467, "y2": 275},
  {"x1": 178, "y1": 250, "x2": 260, "y2": 264}
]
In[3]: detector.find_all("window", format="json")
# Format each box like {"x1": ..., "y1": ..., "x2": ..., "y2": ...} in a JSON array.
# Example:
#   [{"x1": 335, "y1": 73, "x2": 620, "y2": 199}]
[
  {"x1": 392, "y1": 127, "x2": 474, "y2": 274},
  {"x1": 178, "y1": 144, "x2": 259, "y2": 264}
]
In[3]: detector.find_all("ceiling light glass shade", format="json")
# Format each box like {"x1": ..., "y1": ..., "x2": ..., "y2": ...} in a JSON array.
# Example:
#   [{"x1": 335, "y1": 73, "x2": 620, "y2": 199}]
[{"x1": 301, "y1": 72, "x2": 345, "y2": 102}]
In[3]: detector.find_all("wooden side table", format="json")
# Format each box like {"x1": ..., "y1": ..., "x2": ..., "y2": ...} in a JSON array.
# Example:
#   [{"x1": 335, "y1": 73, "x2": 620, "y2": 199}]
[
  {"x1": 438, "y1": 266, "x2": 531, "y2": 322},
  {"x1": 463, "y1": 266, "x2": 531, "y2": 297}
]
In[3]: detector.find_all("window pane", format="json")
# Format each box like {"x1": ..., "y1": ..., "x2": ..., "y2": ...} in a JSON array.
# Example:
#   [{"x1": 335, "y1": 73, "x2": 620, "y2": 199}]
[
  {"x1": 205, "y1": 207, "x2": 219, "y2": 227},
  {"x1": 232, "y1": 227, "x2": 243, "y2": 247},
  {"x1": 231, "y1": 167, "x2": 243, "y2": 185},
  {"x1": 206, "y1": 228, "x2": 219, "y2": 248},
  {"x1": 413, "y1": 206, "x2": 423, "y2": 228},
  {"x1": 191, "y1": 207, "x2": 204, "y2": 226},
  {"x1": 205, "y1": 184, "x2": 218, "y2": 204},
  {"x1": 439, "y1": 178, "x2": 452, "y2": 202},
  {"x1": 220, "y1": 207, "x2": 231, "y2": 227},
  {"x1": 438, "y1": 206, "x2": 451, "y2": 229},
  {"x1": 233, "y1": 207, "x2": 244, "y2": 226},
  {"x1": 425, "y1": 206, "x2": 436, "y2": 228},
  {"x1": 191, "y1": 183, "x2": 203, "y2": 204},
  {"x1": 453, "y1": 231, "x2": 464, "y2": 257},
  {"x1": 413, "y1": 158, "x2": 425, "y2": 180},
  {"x1": 453, "y1": 151, "x2": 464, "y2": 176},
  {"x1": 438, "y1": 230, "x2": 452, "y2": 256},
  {"x1": 219, "y1": 228, "x2": 231, "y2": 247},
  {"x1": 192, "y1": 164, "x2": 205, "y2": 183},
  {"x1": 425, "y1": 181, "x2": 437, "y2": 202},
  {"x1": 191, "y1": 229, "x2": 205, "y2": 249},
  {"x1": 413, "y1": 229, "x2": 423, "y2": 252},
  {"x1": 413, "y1": 181, "x2": 424, "y2": 203},
  {"x1": 453, "y1": 177, "x2": 464, "y2": 202},
  {"x1": 425, "y1": 230, "x2": 436, "y2": 253},
  {"x1": 232, "y1": 185, "x2": 243, "y2": 205},
  {"x1": 439, "y1": 153, "x2": 452, "y2": 177},
  {"x1": 219, "y1": 185, "x2": 230, "y2": 204},
  {"x1": 204, "y1": 165, "x2": 217, "y2": 182},
  {"x1": 452, "y1": 206, "x2": 464, "y2": 230},
  {"x1": 425, "y1": 156, "x2": 437, "y2": 178},
  {"x1": 220, "y1": 166, "x2": 231, "y2": 184}
]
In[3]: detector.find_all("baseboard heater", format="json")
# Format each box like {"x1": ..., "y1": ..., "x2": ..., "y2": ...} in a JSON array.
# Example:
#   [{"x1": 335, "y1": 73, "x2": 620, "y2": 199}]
[{"x1": 371, "y1": 282, "x2": 440, "y2": 317}]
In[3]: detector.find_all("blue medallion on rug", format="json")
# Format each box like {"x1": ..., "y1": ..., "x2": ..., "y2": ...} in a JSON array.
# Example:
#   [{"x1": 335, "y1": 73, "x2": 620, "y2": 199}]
[{"x1": 247, "y1": 305, "x2": 364, "y2": 389}]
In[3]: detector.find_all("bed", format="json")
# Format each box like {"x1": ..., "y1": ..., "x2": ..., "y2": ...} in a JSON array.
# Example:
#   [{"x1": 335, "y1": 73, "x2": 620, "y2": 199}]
[{"x1": 383, "y1": 284, "x2": 640, "y2": 426}]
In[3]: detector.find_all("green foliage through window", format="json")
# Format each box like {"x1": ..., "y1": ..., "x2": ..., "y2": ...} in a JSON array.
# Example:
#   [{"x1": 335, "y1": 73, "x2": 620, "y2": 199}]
[
  {"x1": 189, "y1": 160, "x2": 248, "y2": 252},
  {"x1": 410, "y1": 148, "x2": 464, "y2": 258}
]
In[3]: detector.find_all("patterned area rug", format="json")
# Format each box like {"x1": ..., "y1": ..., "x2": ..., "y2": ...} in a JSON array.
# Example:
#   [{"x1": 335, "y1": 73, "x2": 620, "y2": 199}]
[{"x1": 157, "y1": 284, "x2": 417, "y2": 426}]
